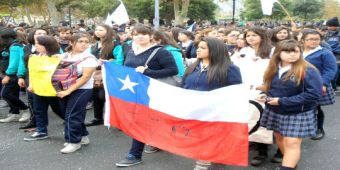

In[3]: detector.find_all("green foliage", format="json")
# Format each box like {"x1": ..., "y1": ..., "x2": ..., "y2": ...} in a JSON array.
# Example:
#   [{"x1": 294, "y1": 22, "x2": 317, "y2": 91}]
[
  {"x1": 241, "y1": 0, "x2": 292, "y2": 21},
  {"x1": 187, "y1": 0, "x2": 218, "y2": 21},
  {"x1": 292, "y1": 0, "x2": 324, "y2": 20},
  {"x1": 123, "y1": 0, "x2": 217, "y2": 22},
  {"x1": 241, "y1": 0, "x2": 263, "y2": 20},
  {"x1": 0, "y1": 0, "x2": 21, "y2": 8}
]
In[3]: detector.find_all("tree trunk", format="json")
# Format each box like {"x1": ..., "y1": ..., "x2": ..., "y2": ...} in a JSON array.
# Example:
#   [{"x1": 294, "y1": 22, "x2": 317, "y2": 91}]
[
  {"x1": 46, "y1": 0, "x2": 59, "y2": 26},
  {"x1": 24, "y1": 6, "x2": 34, "y2": 26},
  {"x1": 173, "y1": 0, "x2": 190, "y2": 26}
]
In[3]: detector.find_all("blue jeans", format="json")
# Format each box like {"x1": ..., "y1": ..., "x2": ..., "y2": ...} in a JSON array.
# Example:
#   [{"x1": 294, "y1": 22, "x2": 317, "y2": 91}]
[
  {"x1": 61, "y1": 89, "x2": 92, "y2": 143},
  {"x1": 1, "y1": 76, "x2": 28, "y2": 114},
  {"x1": 33, "y1": 94, "x2": 63, "y2": 134},
  {"x1": 128, "y1": 138, "x2": 145, "y2": 159}
]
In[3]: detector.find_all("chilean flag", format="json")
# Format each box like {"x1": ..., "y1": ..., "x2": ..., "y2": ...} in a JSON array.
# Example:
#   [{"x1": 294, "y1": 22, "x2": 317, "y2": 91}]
[{"x1": 103, "y1": 63, "x2": 250, "y2": 166}]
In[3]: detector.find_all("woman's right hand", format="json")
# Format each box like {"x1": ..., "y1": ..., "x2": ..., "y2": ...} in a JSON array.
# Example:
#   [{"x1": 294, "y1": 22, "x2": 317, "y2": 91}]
[
  {"x1": 27, "y1": 86, "x2": 33, "y2": 92},
  {"x1": 255, "y1": 94, "x2": 267, "y2": 103},
  {"x1": 18, "y1": 78, "x2": 26, "y2": 88}
]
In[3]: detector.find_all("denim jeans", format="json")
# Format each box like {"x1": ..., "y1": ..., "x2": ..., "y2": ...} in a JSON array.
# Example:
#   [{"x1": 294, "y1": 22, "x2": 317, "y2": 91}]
[
  {"x1": 1, "y1": 75, "x2": 28, "y2": 114},
  {"x1": 33, "y1": 94, "x2": 63, "y2": 134},
  {"x1": 61, "y1": 89, "x2": 92, "y2": 143},
  {"x1": 128, "y1": 138, "x2": 145, "y2": 159}
]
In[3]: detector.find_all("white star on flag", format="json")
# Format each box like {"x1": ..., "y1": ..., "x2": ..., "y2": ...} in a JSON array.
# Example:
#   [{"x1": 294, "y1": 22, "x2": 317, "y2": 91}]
[{"x1": 118, "y1": 75, "x2": 138, "y2": 93}]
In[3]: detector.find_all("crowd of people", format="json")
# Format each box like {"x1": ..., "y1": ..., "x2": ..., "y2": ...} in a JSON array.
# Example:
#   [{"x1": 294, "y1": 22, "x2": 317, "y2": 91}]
[{"x1": 0, "y1": 16, "x2": 339, "y2": 170}]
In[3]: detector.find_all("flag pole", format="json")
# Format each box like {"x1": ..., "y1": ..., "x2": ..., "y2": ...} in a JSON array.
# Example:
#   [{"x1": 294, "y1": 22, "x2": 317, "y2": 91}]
[{"x1": 275, "y1": 0, "x2": 297, "y2": 31}]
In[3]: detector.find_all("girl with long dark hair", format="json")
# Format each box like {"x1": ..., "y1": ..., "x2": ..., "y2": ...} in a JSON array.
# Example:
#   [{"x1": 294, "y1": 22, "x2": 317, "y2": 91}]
[
  {"x1": 183, "y1": 37, "x2": 242, "y2": 170},
  {"x1": 85, "y1": 24, "x2": 124, "y2": 126}
]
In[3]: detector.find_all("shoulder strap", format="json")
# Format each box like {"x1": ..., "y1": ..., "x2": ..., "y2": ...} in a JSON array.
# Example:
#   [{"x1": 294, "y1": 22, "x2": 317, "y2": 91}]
[
  {"x1": 73, "y1": 56, "x2": 90, "y2": 65},
  {"x1": 144, "y1": 47, "x2": 162, "y2": 67}
]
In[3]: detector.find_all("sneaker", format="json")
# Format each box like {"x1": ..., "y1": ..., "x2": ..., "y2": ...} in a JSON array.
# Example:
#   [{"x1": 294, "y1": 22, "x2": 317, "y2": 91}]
[
  {"x1": 115, "y1": 155, "x2": 142, "y2": 167},
  {"x1": 86, "y1": 102, "x2": 93, "y2": 110},
  {"x1": 250, "y1": 154, "x2": 267, "y2": 166},
  {"x1": 0, "y1": 114, "x2": 21, "y2": 123},
  {"x1": 60, "y1": 143, "x2": 81, "y2": 154},
  {"x1": 24, "y1": 132, "x2": 49, "y2": 141},
  {"x1": 0, "y1": 100, "x2": 8, "y2": 107},
  {"x1": 311, "y1": 129, "x2": 325, "y2": 140},
  {"x1": 64, "y1": 136, "x2": 90, "y2": 146},
  {"x1": 144, "y1": 145, "x2": 160, "y2": 154},
  {"x1": 19, "y1": 111, "x2": 31, "y2": 122},
  {"x1": 194, "y1": 160, "x2": 211, "y2": 170}
]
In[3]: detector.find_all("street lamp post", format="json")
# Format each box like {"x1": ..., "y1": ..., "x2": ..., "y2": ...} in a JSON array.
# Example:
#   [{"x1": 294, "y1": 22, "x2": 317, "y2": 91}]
[
  {"x1": 232, "y1": 0, "x2": 235, "y2": 23},
  {"x1": 154, "y1": 0, "x2": 160, "y2": 30}
]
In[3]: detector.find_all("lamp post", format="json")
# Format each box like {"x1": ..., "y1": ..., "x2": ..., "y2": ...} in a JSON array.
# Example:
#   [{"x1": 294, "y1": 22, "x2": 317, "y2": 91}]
[
  {"x1": 232, "y1": 0, "x2": 235, "y2": 23},
  {"x1": 154, "y1": 0, "x2": 160, "y2": 30},
  {"x1": 68, "y1": 7, "x2": 72, "y2": 27}
]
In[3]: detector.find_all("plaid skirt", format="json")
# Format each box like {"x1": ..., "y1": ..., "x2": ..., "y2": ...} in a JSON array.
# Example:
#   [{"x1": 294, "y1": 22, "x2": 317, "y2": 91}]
[
  {"x1": 260, "y1": 108, "x2": 317, "y2": 138},
  {"x1": 318, "y1": 84, "x2": 335, "y2": 106}
]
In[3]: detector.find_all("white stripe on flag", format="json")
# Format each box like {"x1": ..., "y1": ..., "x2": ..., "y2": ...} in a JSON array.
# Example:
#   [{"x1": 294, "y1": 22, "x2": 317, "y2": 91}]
[{"x1": 148, "y1": 81, "x2": 250, "y2": 123}]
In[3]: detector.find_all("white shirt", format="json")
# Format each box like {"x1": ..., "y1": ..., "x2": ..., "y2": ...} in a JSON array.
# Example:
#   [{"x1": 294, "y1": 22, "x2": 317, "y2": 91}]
[
  {"x1": 278, "y1": 63, "x2": 292, "y2": 79},
  {"x1": 303, "y1": 46, "x2": 322, "y2": 58},
  {"x1": 61, "y1": 51, "x2": 98, "y2": 89}
]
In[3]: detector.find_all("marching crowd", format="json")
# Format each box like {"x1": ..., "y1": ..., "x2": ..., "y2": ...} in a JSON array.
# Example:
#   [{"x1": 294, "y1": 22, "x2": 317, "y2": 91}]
[{"x1": 0, "y1": 16, "x2": 339, "y2": 170}]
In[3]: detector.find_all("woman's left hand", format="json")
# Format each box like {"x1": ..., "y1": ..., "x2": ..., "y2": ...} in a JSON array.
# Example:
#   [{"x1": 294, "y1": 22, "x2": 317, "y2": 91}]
[
  {"x1": 135, "y1": 66, "x2": 147, "y2": 73},
  {"x1": 57, "y1": 90, "x2": 71, "y2": 98},
  {"x1": 266, "y1": 97, "x2": 280, "y2": 105},
  {"x1": 2, "y1": 76, "x2": 10, "y2": 84}
]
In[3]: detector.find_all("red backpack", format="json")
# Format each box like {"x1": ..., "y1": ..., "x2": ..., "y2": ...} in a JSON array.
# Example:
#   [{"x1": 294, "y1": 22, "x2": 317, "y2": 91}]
[{"x1": 52, "y1": 54, "x2": 89, "y2": 91}]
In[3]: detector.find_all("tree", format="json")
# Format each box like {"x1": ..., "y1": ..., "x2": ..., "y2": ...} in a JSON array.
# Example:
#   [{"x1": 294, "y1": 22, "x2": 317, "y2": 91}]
[
  {"x1": 241, "y1": 0, "x2": 292, "y2": 21},
  {"x1": 173, "y1": 0, "x2": 190, "y2": 25},
  {"x1": 292, "y1": 0, "x2": 324, "y2": 20},
  {"x1": 323, "y1": 0, "x2": 340, "y2": 19},
  {"x1": 0, "y1": 0, "x2": 21, "y2": 24},
  {"x1": 187, "y1": 0, "x2": 217, "y2": 23}
]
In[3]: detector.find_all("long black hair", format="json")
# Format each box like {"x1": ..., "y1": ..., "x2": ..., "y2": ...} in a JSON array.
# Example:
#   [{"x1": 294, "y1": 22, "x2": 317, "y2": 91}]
[
  {"x1": 94, "y1": 24, "x2": 117, "y2": 60},
  {"x1": 36, "y1": 36, "x2": 60, "y2": 56},
  {"x1": 185, "y1": 37, "x2": 231, "y2": 85},
  {"x1": 244, "y1": 27, "x2": 273, "y2": 59},
  {"x1": 0, "y1": 28, "x2": 17, "y2": 49}
]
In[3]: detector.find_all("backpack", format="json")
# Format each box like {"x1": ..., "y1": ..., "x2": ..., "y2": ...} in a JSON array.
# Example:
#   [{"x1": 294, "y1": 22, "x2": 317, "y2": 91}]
[
  {"x1": 0, "y1": 42, "x2": 24, "y2": 74},
  {"x1": 51, "y1": 54, "x2": 89, "y2": 91}
]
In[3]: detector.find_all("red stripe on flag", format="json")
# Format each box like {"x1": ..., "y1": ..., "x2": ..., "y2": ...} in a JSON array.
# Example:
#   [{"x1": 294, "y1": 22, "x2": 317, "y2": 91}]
[{"x1": 108, "y1": 96, "x2": 249, "y2": 166}]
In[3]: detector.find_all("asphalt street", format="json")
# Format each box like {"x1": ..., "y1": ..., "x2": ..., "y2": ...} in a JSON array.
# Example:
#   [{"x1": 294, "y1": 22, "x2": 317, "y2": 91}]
[{"x1": 0, "y1": 93, "x2": 339, "y2": 170}]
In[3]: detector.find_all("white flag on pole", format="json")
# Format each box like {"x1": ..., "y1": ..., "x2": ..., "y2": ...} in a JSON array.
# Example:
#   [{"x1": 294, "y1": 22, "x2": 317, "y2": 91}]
[
  {"x1": 186, "y1": 22, "x2": 196, "y2": 32},
  {"x1": 104, "y1": 13, "x2": 112, "y2": 26},
  {"x1": 109, "y1": 1, "x2": 129, "y2": 25},
  {"x1": 261, "y1": 0, "x2": 278, "y2": 15}
]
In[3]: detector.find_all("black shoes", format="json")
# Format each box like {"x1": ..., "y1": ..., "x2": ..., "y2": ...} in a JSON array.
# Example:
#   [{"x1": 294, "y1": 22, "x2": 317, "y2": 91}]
[
  {"x1": 116, "y1": 155, "x2": 142, "y2": 167},
  {"x1": 250, "y1": 154, "x2": 268, "y2": 166},
  {"x1": 19, "y1": 120, "x2": 36, "y2": 129},
  {"x1": 271, "y1": 150, "x2": 283, "y2": 163},
  {"x1": 85, "y1": 119, "x2": 103, "y2": 126},
  {"x1": 311, "y1": 129, "x2": 325, "y2": 140},
  {"x1": 144, "y1": 145, "x2": 160, "y2": 154}
]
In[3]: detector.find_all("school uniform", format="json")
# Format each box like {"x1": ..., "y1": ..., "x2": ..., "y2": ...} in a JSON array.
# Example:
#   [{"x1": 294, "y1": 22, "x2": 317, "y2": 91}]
[
  {"x1": 304, "y1": 46, "x2": 337, "y2": 106},
  {"x1": 260, "y1": 65, "x2": 323, "y2": 137}
]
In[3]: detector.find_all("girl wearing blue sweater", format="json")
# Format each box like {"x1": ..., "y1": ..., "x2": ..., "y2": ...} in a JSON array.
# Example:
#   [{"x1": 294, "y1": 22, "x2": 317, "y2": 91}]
[
  {"x1": 301, "y1": 29, "x2": 337, "y2": 140},
  {"x1": 258, "y1": 39, "x2": 323, "y2": 170}
]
